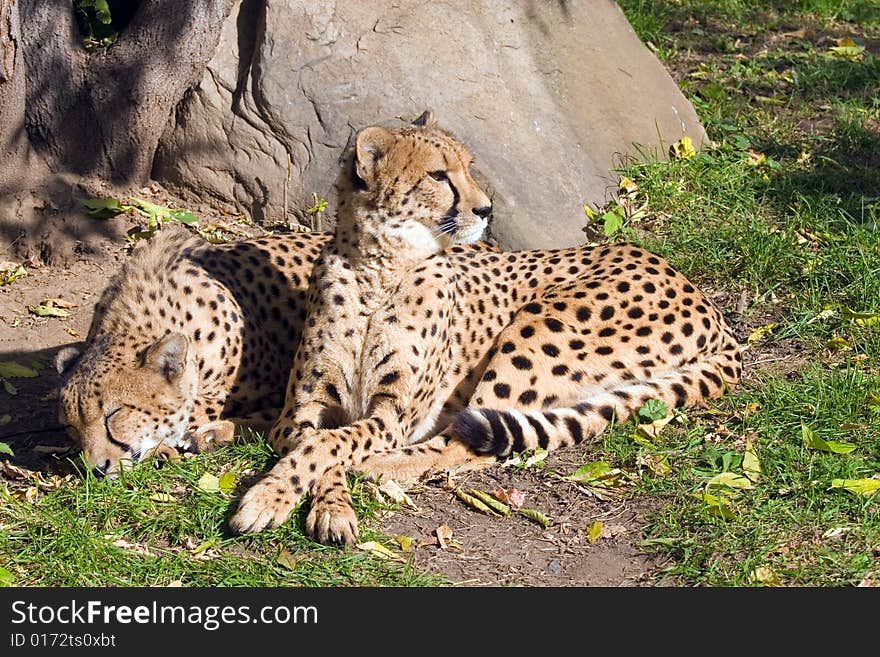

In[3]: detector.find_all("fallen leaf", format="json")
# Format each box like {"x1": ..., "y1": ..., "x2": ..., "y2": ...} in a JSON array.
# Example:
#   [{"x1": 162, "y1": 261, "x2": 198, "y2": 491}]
[
  {"x1": 64, "y1": 327, "x2": 82, "y2": 339},
  {"x1": 637, "y1": 452, "x2": 671, "y2": 476},
  {"x1": 669, "y1": 136, "x2": 696, "y2": 159},
  {"x1": 489, "y1": 487, "x2": 526, "y2": 509},
  {"x1": 706, "y1": 471, "x2": 753, "y2": 490},
  {"x1": 0, "y1": 362, "x2": 39, "y2": 378},
  {"x1": 277, "y1": 547, "x2": 305, "y2": 570},
  {"x1": 830, "y1": 478, "x2": 880, "y2": 496},
  {"x1": 747, "y1": 323, "x2": 777, "y2": 345},
  {"x1": 857, "y1": 578, "x2": 876, "y2": 587},
  {"x1": 0, "y1": 263, "x2": 26, "y2": 286},
  {"x1": 502, "y1": 447, "x2": 548, "y2": 468},
  {"x1": 0, "y1": 442, "x2": 13, "y2": 458},
  {"x1": 111, "y1": 538, "x2": 154, "y2": 557},
  {"x1": 750, "y1": 566, "x2": 781, "y2": 586},
  {"x1": 378, "y1": 479, "x2": 420, "y2": 510},
  {"x1": 587, "y1": 520, "x2": 603, "y2": 544},
  {"x1": 196, "y1": 472, "x2": 220, "y2": 493},
  {"x1": 356, "y1": 541, "x2": 406, "y2": 563},
  {"x1": 2, "y1": 380, "x2": 16, "y2": 396},
  {"x1": 0, "y1": 566, "x2": 14, "y2": 587},
  {"x1": 0, "y1": 416, "x2": 10, "y2": 426},
  {"x1": 841, "y1": 307, "x2": 880, "y2": 328},
  {"x1": 41, "y1": 297, "x2": 76, "y2": 309},
  {"x1": 743, "y1": 439, "x2": 761, "y2": 483},
  {"x1": 822, "y1": 527, "x2": 852, "y2": 540},
  {"x1": 469, "y1": 488, "x2": 511, "y2": 516},
  {"x1": 218, "y1": 471, "x2": 236, "y2": 494},
  {"x1": 564, "y1": 461, "x2": 628, "y2": 488},
  {"x1": 394, "y1": 535, "x2": 414, "y2": 552},
  {"x1": 801, "y1": 424, "x2": 856, "y2": 454},
  {"x1": 516, "y1": 508, "x2": 551, "y2": 528},
  {"x1": 825, "y1": 336, "x2": 851, "y2": 352},
  {"x1": 27, "y1": 304, "x2": 70, "y2": 318},
  {"x1": 435, "y1": 524, "x2": 454, "y2": 549},
  {"x1": 166, "y1": 580, "x2": 184, "y2": 587},
  {"x1": 692, "y1": 491, "x2": 737, "y2": 519},
  {"x1": 454, "y1": 488, "x2": 501, "y2": 516},
  {"x1": 148, "y1": 492, "x2": 176, "y2": 503}
]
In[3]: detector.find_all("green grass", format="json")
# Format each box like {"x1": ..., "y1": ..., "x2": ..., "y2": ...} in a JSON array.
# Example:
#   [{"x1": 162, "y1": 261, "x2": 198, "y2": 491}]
[
  {"x1": 0, "y1": 441, "x2": 442, "y2": 586},
  {"x1": 598, "y1": 0, "x2": 880, "y2": 585}
]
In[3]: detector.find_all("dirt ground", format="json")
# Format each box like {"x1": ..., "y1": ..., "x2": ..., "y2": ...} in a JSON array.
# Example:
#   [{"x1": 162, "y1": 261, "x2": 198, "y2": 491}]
[{"x1": 0, "y1": 223, "x2": 668, "y2": 587}]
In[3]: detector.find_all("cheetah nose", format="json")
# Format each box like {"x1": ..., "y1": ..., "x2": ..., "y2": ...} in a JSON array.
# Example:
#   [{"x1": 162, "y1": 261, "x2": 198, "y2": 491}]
[{"x1": 474, "y1": 205, "x2": 493, "y2": 219}]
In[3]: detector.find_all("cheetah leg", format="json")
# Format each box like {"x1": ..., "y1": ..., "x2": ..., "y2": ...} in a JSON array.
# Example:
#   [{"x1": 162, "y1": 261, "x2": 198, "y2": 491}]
[
  {"x1": 354, "y1": 433, "x2": 496, "y2": 482},
  {"x1": 179, "y1": 409, "x2": 279, "y2": 453},
  {"x1": 457, "y1": 347, "x2": 742, "y2": 458},
  {"x1": 305, "y1": 463, "x2": 359, "y2": 545}
]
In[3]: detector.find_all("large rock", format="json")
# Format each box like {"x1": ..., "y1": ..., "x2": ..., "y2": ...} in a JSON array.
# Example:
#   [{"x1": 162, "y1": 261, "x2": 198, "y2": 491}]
[{"x1": 154, "y1": 0, "x2": 705, "y2": 250}]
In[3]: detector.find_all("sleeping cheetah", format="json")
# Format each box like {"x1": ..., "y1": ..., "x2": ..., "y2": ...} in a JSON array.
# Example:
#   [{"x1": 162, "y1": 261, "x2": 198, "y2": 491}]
[
  {"x1": 229, "y1": 111, "x2": 742, "y2": 545},
  {"x1": 55, "y1": 226, "x2": 328, "y2": 475}
]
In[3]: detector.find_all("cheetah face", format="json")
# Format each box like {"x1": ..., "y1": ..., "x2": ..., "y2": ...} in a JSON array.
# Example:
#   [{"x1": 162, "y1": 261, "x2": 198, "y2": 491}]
[
  {"x1": 353, "y1": 112, "x2": 492, "y2": 254},
  {"x1": 55, "y1": 333, "x2": 198, "y2": 477}
]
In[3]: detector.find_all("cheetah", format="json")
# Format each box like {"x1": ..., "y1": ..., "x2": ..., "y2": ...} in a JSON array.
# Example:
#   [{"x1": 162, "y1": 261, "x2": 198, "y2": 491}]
[
  {"x1": 55, "y1": 225, "x2": 328, "y2": 475},
  {"x1": 228, "y1": 111, "x2": 743, "y2": 545}
]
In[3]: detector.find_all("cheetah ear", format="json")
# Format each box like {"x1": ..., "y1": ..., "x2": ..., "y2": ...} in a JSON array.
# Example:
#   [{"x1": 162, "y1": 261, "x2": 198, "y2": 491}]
[
  {"x1": 411, "y1": 109, "x2": 435, "y2": 128},
  {"x1": 355, "y1": 126, "x2": 395, "y2": 187},
  {"x1": 55, "y1": 347, "x2": 81, "y2": 375},
  {"x1": 143, "y1": 332, "x2": 188, "y2": 383}
]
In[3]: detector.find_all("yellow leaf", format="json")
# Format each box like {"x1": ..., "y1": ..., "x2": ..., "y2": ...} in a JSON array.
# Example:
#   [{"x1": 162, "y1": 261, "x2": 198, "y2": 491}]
[
  {"x1": 196, "y1": 472, "x2": 220, "y2": 493},
  {"x1": 218, "y1": 472, "x2": 236, "y2": 494},
  {"x1": 637, "y1": 412, "x2": 674, "y2": 440},
  {"x1": 148, "y1": 492, "x2": 176, "y2": 503},
  {"x1": 516, "y1": 508, "x2": 551, "y2": 528},
  {"x1": 0, "y1": 362, "x2": 39, "y2": 378},
  {"x1": 587, "y1": 520, "x2": 603, "y2": 544},
  {"x1": 750, "y1": 566, "x2": 781, "y2": 586},
  {"x1": 669, "y1": 136, "x2": 696, "y2": 160},
  {"x1": 455, "y1": 488, "x2": 501, "y2": 516},
  {"x1": 637, "y1": 452, "x2": 671, "y2": 476},
  {"x1": 356, "y1": 541, "x2": 406, "y2": 563},
  {"x1": 825, "y1": 335, "x2": 851, "y2": 351},
  {"x1": 830, "y1": 478, "x2": 880, "y2": 496},
  {"x1": 747, "y1": 323, "x2": 777, "y2": 344},
  {"x1": 692, "y1": 491, "x2": 737, "y2": 519},
  {"x1": 743, "y1": 440, "x2": 761, "y2": 484},
  {"x1": 618, "y1": 176, "x2": 639, "y2": 194},
  {"x1": 394, "y1": 535, "x2": 414, "y2": 552},
  {"x1": 706, "y1": 471, "x2": 753, "y2": 489},
  {"x1": 469, "y1": 488, "x2": 511, "y2": 516}
]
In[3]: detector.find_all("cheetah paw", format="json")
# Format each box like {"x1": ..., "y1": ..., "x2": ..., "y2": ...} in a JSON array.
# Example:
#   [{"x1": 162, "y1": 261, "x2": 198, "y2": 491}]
[
  {"x1": 179, "y1": 420, "x2": 236, "y2": 454},
  {"x1": 228, "y1": 479, "x2": 299, "y2": 534},
  {"x1": 305, "y1": 498, "x2": 359, "y2": 546}
]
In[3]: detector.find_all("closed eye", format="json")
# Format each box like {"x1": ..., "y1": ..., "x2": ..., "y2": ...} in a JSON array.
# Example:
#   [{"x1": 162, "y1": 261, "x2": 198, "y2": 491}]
[{"x1": 428, "y1": 170, "x2": 448, "y2": 182}]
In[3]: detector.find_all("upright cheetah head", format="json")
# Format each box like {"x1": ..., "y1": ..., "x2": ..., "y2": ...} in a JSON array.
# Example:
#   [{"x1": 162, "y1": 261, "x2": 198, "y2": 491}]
[
  {"x1": 349, "y1": 111, "x2": 492, "y2": 253},
  {"x1": 55, "y1": 333, "x2": 198, "y2": 476}
]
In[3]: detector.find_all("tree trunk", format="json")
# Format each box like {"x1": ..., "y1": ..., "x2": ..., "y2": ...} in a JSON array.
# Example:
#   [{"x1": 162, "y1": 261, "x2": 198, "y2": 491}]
[{"x1": 0, "y1": 0, "x2": 234, "y2": 262}]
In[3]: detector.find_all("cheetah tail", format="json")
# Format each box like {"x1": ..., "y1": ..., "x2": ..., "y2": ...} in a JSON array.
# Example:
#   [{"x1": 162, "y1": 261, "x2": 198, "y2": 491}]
[{"x1": 453, "y1": 347, "x2": 742, "y2": 458}]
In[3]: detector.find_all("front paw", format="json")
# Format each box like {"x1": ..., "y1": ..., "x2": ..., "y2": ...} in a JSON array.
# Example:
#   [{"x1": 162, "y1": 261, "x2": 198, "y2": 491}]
[
  {"x1": 228, "y1": 477, "x2": 301, "y2": 534},
  {"x1": 306, "y1": 497, "x2": 359, "y2": 546},
  {"x1": 180, "y1": 420, "x2": 236, "y2": 453}
]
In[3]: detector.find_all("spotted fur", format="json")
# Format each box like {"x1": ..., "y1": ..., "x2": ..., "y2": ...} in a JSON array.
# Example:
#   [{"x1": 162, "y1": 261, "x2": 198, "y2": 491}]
[
  {"x1": 229, "y1": 113, "x2": 743, "y2": 545},
  {"x1": 55, "y1": 226, "x2": 327, "y2": 475}
]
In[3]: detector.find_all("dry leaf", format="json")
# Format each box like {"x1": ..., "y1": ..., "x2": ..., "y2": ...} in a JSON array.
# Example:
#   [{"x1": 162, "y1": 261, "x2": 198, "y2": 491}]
[
  {"x1": 356, "y1": 541, "x2": 406, "y2": 563},
  {"x1": 750, "y1": 566, "x2": 781, "y2": 586},
  {"x1": 378, "y1": 479, "x2": 420, "y2": 510},
  {"x1": 111, "y1": 538, "x2": 154, "y2": 557},
  {"x1": 277, "y1": 547, "x2": 305, "y2": 570},
  {"x1": 42, "y1": 297, "x2": 77, "y2": 309},
  {"x1": 489, "y1": 487, "x2": 526, "y2": 509},
  {"x1": 435, "y1": 524, "x2": 454, "y2": 549}
]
